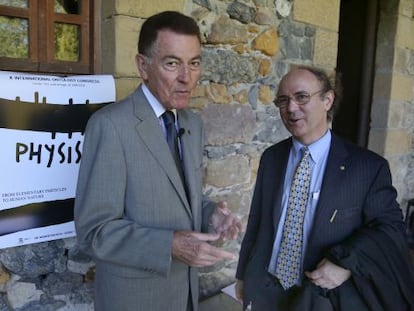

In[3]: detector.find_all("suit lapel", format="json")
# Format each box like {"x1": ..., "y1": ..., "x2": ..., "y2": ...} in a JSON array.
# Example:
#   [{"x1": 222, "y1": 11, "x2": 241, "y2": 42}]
[
  {"x1": 271, "y1": 140, "x2": 291, "y2": 232},
  {"x1": 132, "y1": 87, "x2": 192, "y2": 217},
  {"x1": 177, "y1": 111, "x2": 201, "y2": 227}
]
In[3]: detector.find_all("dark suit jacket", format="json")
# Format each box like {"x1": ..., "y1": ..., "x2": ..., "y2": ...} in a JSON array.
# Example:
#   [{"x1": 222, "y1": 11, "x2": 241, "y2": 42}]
[
  {"x1": 74, "y1": 85, "x2": 214, "y2": 311},
  {"x1": 236, "y1": 133, "x2": 409, "y2": 310}
]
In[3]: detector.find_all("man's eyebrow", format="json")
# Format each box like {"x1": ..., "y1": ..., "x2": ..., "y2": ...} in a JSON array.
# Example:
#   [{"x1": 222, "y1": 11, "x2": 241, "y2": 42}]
[
  {"x1": 276, "y1": 90, "x2": 308, "y2": 96},
  {"x1": 162, "y1": 55, "x2": 201, "y2": 60}
]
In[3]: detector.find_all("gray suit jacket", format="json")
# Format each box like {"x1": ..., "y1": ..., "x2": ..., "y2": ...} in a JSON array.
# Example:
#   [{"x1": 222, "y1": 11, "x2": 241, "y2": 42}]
[
  {"x1": 236, "y1": 134, "x2": 405, "y2": 310},
  {"x1": 75, "y1": 85, "x2": 214, "y2": 311}
]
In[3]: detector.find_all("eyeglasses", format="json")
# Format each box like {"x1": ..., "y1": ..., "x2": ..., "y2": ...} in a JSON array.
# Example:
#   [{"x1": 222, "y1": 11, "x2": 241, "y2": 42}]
[{"x1": 274, "y1": 90, "x2": 324, "y2": 108}]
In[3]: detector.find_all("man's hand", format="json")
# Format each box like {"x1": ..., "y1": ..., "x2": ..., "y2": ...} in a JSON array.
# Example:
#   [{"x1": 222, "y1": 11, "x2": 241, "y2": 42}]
[
  {"x1": 209, "y1": 201, "x2": 243, "y2": 241},
  {"x1": 235, "y1": 279, "x2": 244, "y2": 302},
  {"x1": 305, "y1": 258, "x2": 351, "y2": 289},
  {"x1": 172, "y1": 230, "x2": 236, "y2": 267}
]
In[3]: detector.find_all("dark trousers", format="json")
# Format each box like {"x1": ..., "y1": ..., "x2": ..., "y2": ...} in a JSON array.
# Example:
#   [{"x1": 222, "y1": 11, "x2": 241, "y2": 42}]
[
  {"x1": 247, "y1": 274, "x2": 369, "y2": 311},
  {"x1": 187, "y1": 290, "x2": 193, "y2": 311},
  {"x1": 247, "y1": 275, "x2": 334, "y2": 311}
]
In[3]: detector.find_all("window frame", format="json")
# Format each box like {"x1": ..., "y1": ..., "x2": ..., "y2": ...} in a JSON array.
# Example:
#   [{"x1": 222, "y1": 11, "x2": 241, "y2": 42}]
[{"x1": 0, "y1": 0, "x2": 99, "y2": 74}]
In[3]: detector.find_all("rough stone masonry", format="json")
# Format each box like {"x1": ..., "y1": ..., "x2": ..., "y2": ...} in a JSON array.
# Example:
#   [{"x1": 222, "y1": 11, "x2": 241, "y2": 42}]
[{"x1": 0, "y1": 0, "x2": 336, "y2": 309}]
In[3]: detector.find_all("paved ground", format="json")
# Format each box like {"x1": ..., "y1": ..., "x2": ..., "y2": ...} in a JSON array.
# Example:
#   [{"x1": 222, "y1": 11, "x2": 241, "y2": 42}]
[{"x1": 199, "y1": 293, "x2": 242, "y2": 311}]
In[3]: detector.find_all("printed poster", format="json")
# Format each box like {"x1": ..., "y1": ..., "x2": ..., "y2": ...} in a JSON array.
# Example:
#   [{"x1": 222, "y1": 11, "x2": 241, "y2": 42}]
[{"x1": 0, "y1": 70, "x2": 115, "y2": 249}]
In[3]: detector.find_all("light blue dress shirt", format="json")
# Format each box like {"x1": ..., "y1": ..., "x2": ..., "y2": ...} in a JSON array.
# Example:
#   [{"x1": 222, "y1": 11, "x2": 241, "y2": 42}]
[{"x1": 268, "y1": 130, "x2": 332, "y2": 284}]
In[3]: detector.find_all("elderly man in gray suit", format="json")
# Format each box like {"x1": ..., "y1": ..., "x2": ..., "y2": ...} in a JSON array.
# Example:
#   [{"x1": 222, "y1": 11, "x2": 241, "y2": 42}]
[{"x1": 74, "y1": 11, "x2": 242, "y2": 311}]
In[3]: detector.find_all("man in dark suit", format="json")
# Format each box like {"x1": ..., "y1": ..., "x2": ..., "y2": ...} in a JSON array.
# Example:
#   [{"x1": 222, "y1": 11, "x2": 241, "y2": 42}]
[
  {"x1": 235, "y1": 66, "x2": 414, "y2": 310},
  {"x1": 74, "y1": 11, "x2": 241, "y2": 311}
]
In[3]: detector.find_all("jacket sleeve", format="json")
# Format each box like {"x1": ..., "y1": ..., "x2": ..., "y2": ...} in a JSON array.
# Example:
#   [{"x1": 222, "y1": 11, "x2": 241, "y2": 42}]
[
  {"x1": 236, "y1": 154, "x2": 266, "y2": 280},
  {"x1": 328, "y1": 226, "x2": 414, "y2": 310},
  {"x1": 326, "y1": 159, "x2": 414, "y2": 310}
]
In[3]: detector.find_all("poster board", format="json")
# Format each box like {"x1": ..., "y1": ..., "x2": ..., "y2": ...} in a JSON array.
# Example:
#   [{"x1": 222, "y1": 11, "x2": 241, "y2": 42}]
[{"x1": 0, "y1": 70, "x2": 115, "y2": 249}]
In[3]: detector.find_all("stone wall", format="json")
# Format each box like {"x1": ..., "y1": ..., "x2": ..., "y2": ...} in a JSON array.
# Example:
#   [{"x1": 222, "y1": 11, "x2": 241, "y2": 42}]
[
  {"x1": 189, "y1": 0, "x2": 340, "y2": 297},
  {"x1": 0, "y1": 0, "x2": 413, "y2": 310},
  {"x1": 369, "y1": 0, "x2": 414, "y2": 207}
]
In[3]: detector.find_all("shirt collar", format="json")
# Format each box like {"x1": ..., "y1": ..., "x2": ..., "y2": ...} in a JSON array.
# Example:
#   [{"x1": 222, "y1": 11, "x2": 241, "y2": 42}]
[
  {"x1": 292, "y1": 130, "x2": 331, "y2": 163},
  {"x1": 141, "y1": 83, "x2": 177, "y2": 119}
]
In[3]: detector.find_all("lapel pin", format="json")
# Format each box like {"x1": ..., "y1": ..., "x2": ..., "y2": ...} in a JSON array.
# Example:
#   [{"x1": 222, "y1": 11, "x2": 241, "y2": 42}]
[
  {"x1": 330, "y1": 209, "x2": 338, "y2": 223},
  {"x1": 339, "y1": 165, "x2": 345, "y2": 171}
]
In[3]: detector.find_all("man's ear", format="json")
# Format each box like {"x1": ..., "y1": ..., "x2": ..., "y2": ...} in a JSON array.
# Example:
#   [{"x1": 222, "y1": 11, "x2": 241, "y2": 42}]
[
  {"x1": 323, "y1": 90, "x2": 335, "y2": 111},
  {"x1": 135, "y1": 54, "x2": 148, "y2": 80}
]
